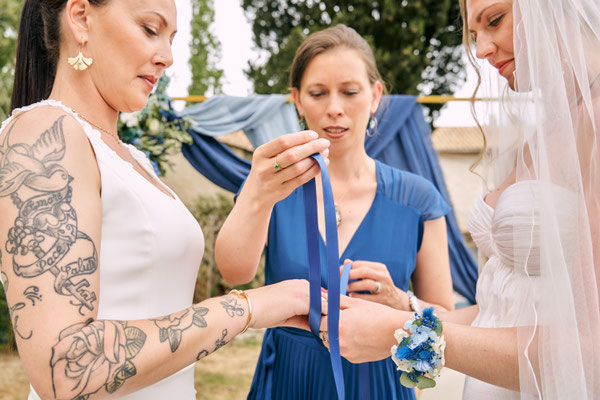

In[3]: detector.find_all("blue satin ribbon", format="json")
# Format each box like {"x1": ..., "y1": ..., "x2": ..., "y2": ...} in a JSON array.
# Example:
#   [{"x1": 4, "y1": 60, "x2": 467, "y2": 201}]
[
  {"x1": 303, "y1": 153, "x2": 371, "y2": 400},
  {"x1": 339, "y1": 264, "x2": 372, "y2": 400},
  {"x1": 303, "y1": 153, "x2": 344, "y2": 400}
]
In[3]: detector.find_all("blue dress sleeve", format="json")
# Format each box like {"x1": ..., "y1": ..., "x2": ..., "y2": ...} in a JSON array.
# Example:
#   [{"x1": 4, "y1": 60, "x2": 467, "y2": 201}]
[
  {"x1": 377, "y1": 161, "x2": 451, "y2": 221},
  {"x1": 402, "y1": 173, "x2": 451, "y2": 221}
]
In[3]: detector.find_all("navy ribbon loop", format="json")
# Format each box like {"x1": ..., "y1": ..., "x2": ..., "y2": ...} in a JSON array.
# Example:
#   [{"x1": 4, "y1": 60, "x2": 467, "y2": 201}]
[
  {"x1": 303, "y1": 153, "x2": 344, "y2": 399},
  {"x1": 303, "y1": 153, "x2": 371, "y2": 400}
]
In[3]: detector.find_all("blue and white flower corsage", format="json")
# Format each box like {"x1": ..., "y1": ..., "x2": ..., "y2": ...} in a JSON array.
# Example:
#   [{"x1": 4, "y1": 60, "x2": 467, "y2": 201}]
[{"x1": 391, "y1": 307, "x2": 445, "y2": 389}]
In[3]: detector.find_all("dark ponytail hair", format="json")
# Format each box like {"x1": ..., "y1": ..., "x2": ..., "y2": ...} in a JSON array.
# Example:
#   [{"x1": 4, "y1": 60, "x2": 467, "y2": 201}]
[{"x1": 10, "y1": 0, "x2": 108, "y2": 113}]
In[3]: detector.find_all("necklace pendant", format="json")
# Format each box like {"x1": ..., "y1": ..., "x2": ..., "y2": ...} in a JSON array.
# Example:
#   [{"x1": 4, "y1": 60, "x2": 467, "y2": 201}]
[{"x1": 335, "y1": 203, "x2": 341, "y2": 226}]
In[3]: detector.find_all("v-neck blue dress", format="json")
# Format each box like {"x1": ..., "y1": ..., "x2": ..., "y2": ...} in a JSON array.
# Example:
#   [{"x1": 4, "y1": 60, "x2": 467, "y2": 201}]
[{"x1": 247, "y1": 160, "x2": 450, "y2": 400}]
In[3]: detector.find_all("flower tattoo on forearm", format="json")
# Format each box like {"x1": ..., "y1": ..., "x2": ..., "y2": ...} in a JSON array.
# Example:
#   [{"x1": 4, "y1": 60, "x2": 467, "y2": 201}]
[
  {"x1": 50, "y1": 319, "x2": 146, "y2": 399},
  {"x1": 152, "y1": 305, "x2": 209, "y2": 352}
]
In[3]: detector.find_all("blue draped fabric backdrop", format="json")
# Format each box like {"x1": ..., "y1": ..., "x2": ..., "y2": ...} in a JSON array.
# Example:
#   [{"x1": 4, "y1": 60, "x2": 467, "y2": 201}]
[{"x1": 180, "y1": 94, "x2": 477, "y2": 303}]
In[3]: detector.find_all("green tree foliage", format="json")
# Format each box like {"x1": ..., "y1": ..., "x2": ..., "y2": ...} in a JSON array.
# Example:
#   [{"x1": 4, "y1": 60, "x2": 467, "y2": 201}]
[
  {"x1": 0, "y1": 0, "x2": 21, "y2": 119},
  {"x1": 188, "y1": 0, "x2": 223, "y2": 95},
  {"x1": 242, "y1": 0, "x2": 465, "y2": 120}
]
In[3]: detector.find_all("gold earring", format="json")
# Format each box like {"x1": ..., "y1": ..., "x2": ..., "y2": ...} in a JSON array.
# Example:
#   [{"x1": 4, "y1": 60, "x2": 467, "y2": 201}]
[{"x1": 68, "y1": 41, "x2": 93, "y2": 71}]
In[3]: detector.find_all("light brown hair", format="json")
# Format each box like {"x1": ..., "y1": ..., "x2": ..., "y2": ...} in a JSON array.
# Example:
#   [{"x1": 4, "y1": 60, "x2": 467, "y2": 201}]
[{"x1": 289, "y1": 24, "x2": 387, "y2": 96}]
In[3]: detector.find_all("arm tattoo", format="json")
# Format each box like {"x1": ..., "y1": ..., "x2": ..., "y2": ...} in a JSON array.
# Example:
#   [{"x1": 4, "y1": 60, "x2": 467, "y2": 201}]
[
  {"x1": 5, "y1": 286, "x2": 42, "y2": 340},
  {"x1": 152, "y1": 305, "x2": 209, "y2": 352},
  {"x1": 196, "y1": 349, "x2": 209, "y2": 361},
  {"x1": 24, "y1": 285, "x2": 42, "y2": 305},
  {"x1": 220, "y1": 296, "x2": 245, "y2": 318},
  {"x1": 195, "y1": 329, "x2": 230, "y2": 362},
  {"x1": 2, "y1": 272, "x2": 33, "y2": 340},
  {"x1": 0, "y1": 116, "x2": 98, "y2": 314},
  {"x1": 50, "y1": 320, "x2": 146, "y2": 399},
  {"x1": 9, "y1": 301, "x2": 32, "y2": 340},
  {"x1": 214, "y1": 329, "x2": 228, "y2": 351}
]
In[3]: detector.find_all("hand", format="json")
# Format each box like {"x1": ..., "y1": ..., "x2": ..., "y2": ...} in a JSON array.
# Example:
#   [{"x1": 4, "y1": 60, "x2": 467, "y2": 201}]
[
  {"x1": 342, "y1": 260, "x2": 409, "y2": 310},
  {"x1": 241, "y1": 131, "x2": 330, "y2": 208},
  {"x1": 320, "y1": 295, "x2": 412, "y2": 363},
  {"x1": 246, "y1": 279, "x2": 312, "y2": 330}
]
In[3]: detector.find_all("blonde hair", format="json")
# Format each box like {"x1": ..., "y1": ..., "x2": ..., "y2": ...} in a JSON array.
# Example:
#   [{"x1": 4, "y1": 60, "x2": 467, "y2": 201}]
[{"x1": 458, "y1": 0, "x2": 488, "y2": 172}]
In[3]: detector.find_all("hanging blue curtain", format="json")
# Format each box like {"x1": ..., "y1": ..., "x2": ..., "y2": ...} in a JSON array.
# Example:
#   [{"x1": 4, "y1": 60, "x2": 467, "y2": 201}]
[
  {"x1": 367, "y1": 96, "x2": 477, "y2": 303},
  {"x1": 180, "y1": 94, "x2": 300, "y2": 148},
  {"x1": 180, "y1": 94, "x2": 299, "y2": 192},
  {"x1": 179, "y1": 94, "x2": 477, "y2": 303},
  {"x1": 181, "y1": 133, "x2": 250, "y2": 193}
]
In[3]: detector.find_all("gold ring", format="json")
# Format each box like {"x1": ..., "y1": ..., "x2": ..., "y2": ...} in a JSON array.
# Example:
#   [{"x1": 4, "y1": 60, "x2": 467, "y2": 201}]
[
  {"x1": 274, "y1": 156, "x2": 281, "y2": 171},
  {"x1": 373, "y1": 281, "x2": 382, "y2": 294},
  {"x1": 320, "y1": 330, "x2": 328, "y2": 343}
]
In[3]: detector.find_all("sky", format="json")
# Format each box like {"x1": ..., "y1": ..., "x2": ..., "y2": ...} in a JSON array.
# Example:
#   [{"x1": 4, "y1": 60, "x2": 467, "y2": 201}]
[
  {"x1": 167, "y1": 0, "x2": 254, "y2": 101},
  {"x1": 166, "y1": 0, "x2": 477, "y2": 126}
]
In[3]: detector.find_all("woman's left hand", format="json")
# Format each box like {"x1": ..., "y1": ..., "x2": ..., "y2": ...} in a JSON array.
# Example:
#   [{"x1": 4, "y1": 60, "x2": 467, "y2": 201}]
[{"x1": 342, "y1": 259, "x2": 408, "y2": 310}]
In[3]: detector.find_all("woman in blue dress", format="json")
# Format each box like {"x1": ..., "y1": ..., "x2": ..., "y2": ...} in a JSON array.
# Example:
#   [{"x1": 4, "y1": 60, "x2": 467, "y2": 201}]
[{"x1": 215, "y1": 24, "x2": 454, "y2": 399}]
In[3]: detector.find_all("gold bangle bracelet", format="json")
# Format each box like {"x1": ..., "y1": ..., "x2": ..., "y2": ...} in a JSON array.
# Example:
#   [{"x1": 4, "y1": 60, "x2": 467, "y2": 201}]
[{"x1": 229, "y1": 289, "x2": 252, "y2": 334}]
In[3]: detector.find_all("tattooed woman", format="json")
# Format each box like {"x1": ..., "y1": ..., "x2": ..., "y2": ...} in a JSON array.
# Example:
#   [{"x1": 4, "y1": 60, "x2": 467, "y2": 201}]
[{"x1": 0, "y1": 0, "x2": 329, "y2": 399}]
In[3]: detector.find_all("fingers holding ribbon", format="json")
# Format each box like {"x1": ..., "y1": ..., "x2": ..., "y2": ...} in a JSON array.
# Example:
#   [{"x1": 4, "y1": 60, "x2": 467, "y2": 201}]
[
  {"x1": 274, "y1": 155, "x2": 282, "y2": 171},
  {"x1": 373, "y1": 280, "x2": 382, "y2": 294},
  {"x1": 343, "y1": 260, "x2": 405, "y2": 309},
  {"x1": 271, "y1": 136, "x2": 330, "y2": 184},
  {"x1": 245, "y1": 131, "x2": 330, "y2": 206}
]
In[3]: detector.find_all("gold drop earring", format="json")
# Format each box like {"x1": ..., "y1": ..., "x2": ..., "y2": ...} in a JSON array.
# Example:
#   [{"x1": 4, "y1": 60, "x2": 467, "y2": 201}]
[{"x1": 68, "y1": 40, "x2": 93, "y2": 71}]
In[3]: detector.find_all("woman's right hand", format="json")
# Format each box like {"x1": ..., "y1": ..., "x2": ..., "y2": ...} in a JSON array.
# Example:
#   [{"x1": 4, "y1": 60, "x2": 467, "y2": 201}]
[
  {"x1": 247, "y1": 279, "x2": 312, "y2": 330},
  {"x1": 240, "y1": 131, "x2": 330, "y2": 208},
  {"x1": 320, "y1": 294, "x2": 409, "y2": 363},
  {"x1": 216, "y1": 131, "x2": 329, "y2": 285}
]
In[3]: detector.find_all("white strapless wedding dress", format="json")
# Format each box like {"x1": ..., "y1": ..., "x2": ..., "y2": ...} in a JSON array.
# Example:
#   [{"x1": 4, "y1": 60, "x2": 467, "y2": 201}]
[
  {"x1": 1, "y1": 100, "x2": 205, "y2": 400},
  {"x1": 462, "y1": 181, "x2": 540, "y2": 400}
]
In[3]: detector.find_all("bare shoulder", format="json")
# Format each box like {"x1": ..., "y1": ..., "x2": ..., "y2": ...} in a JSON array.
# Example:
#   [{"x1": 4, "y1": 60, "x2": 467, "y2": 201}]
[
  {"x1": 2, "y1": 105, "x2": 93, "y2": 153},
  {"x1": 0, "y1": 105, "x2": 100, "y2": 191}
]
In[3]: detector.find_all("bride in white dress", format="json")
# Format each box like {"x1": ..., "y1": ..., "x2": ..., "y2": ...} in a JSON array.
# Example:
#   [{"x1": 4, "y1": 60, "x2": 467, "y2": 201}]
[{"x1": 324, "y1": 0, "x2": 600, "y2": 398}]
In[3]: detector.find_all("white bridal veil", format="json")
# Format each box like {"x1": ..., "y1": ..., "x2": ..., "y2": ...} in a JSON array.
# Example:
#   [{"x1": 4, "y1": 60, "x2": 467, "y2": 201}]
[{"x1": 469, "y1": 0, "x2": 600, "y2": 398}]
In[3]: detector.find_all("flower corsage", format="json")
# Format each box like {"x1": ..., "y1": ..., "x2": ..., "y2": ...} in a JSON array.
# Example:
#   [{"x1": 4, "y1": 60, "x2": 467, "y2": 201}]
[{"x1": 391, "y1": 307, "x2": 445, "y2": 389}]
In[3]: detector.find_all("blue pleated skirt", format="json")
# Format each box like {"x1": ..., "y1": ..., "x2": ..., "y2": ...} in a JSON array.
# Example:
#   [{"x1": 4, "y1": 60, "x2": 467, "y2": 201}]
[{"x1": 247, "y1": 327, "x2": 416, "y2": 400}]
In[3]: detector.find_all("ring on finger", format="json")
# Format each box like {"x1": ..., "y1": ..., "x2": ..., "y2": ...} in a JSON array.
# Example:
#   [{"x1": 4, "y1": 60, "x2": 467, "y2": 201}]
[
  {"x1": 320, "y1": 330, "x2": 328, "y2": 343},
  {"x1": 373, "y1": 280, "x2": 382, "y2": 294},
  {"x1": 274, "y1": 156, "x2": 282, "y2": 171}
]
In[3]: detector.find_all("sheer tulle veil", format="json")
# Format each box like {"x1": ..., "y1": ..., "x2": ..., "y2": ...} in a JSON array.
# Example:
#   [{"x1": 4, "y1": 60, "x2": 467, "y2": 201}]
[{"x1": 466, "y1": 0, "x2": 600, "y2": 398}]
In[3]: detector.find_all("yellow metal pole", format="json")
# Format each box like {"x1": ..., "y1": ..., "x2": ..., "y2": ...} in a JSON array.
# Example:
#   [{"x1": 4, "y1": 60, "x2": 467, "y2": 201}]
[
  {"x1": 172, "y1": 95, "x2": 207, "y2": 102},
  {"x1": 171, "y1": 95, "x2": 485, "y2": 104},
  {"x1": 416, "y1": 95, "x2": 481, "y2": 103}
]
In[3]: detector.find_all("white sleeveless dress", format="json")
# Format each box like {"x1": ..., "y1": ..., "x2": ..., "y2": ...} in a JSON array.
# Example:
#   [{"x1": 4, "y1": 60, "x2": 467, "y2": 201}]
[
  {"x1": 1, "y1": 100, "x2": 205, "y2": 399},
  {"x1": 462, "y1": 181, "x2": 540, "y2": 399}
]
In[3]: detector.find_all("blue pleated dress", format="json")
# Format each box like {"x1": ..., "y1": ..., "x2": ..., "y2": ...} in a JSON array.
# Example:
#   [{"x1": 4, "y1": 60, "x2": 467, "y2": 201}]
[{"x1": 247, "y1": 160, "x2": 450, "y2": 400}]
